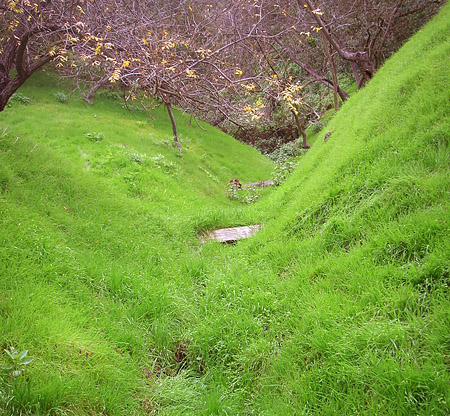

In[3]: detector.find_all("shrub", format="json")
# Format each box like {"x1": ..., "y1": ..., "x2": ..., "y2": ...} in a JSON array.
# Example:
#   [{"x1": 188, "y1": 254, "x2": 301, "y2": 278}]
[
  {"x1": 7, "y1": 93, "x2": 31, "y2": 107},
  {"x1": 54, "y1": 91, "x2": 69, "y2": 103},
  {"x1": 97, "y1": 90, "x2": 121, "y2": 100},
  {"x1": 267, "y1": 139, "x2": 306, "y2": 163},
  {"x1": 122, "y1": 103, "x2": 145, "y2": 112},
  {"x1": 226, "y1": 182, "x2": 241, "y2": 201}
]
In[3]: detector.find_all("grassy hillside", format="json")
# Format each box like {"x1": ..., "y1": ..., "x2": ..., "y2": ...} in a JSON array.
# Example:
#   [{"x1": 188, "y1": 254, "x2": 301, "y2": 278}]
[
  {"x1": 227, "y1": 4, "x2": 450, "y2": 414},
  {"x1": 1, "y1": 3, "x2": 450, "y2": 415},
  {"x1": 0, "y1": 73, "x2": 274, "y2": 414}
]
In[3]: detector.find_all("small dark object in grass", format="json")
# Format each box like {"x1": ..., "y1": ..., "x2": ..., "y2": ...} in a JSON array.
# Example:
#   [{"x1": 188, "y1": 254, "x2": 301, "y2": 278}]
[
  {"x1": 229, "y1": 178, "x2": 242, "y2": 189},
  {"x1": 174, "y1": 342, "x2": 187, "y2": 363}
]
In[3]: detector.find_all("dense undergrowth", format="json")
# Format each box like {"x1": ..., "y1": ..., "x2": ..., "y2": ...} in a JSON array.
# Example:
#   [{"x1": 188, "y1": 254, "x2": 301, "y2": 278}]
[{"x1": 1, "y1": 3, "x2": 450, "y2": 415}]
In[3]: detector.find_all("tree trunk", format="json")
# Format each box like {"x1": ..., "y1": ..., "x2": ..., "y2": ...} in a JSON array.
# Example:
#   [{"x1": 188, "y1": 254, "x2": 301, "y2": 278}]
[
  {"x1": 321, "y1": 32, "x2": 339, "y2": 110},
  {"x1": 350, "y1": 62, "x2": 362, "y2": 88},
  {"x1": 165, "y1": 101, "x2": 182, "y2": 151},
  {"x1": 0, "y1": 27, "x2": 53, "y2": 112},
  {"x1": 0, "y1": 32, "x2": 25, "y2": 111},
  {"x1": 0, "y1": 77, "x2": 27, "y2": 112},
  {"x1": 291, "y1": 108, "x2": 310, "y2": 149},
  {"x1": 337, "y1": 86, "x2": 350, "y2": 102},
  {"x1": 302, "y1": 0, "x2": 377, "y2": 86},
  {"x1": 84, "y1": 76, "x2": 110, "y2": 105}
]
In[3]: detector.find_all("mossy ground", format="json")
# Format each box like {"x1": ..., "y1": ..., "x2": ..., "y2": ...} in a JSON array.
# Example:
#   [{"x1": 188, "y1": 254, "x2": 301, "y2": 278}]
[{"x1": 1, "y1": 4, "x2": 450, "y2": 415}]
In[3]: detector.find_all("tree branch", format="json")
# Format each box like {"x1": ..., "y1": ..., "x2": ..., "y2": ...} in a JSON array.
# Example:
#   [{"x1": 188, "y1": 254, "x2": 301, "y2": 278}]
[
  {"x1": 377, "y1": 0, "x2": 405, "y2": 59},
  {"x1": 15, "y1": 31, "x2": 32, "y2": 77}
]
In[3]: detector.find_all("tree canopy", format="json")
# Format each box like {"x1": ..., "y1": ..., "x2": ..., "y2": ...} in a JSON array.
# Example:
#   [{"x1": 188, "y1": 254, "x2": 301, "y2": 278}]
[{"x1": 0, "y1": 0, "x2": 443, "y2": 149}]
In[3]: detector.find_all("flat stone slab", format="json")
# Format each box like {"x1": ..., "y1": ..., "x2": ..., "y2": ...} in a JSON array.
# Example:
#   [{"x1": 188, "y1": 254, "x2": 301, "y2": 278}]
[
  {"x1": 243, "y1": 180, "x2": 274, "y2": 188},
  {"x1": 203, "y1": 225, "x2": 262, "y2": 243}
]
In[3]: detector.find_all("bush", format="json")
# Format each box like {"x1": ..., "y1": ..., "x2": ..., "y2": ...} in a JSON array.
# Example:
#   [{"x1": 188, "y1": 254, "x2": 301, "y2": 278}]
[
  {"x1": 122, "y1": 103, "x2": 145, "y2": 112},
  {"x1": 7, "y1": 93, "x2": 31, "y2": 107},
  {"x1": 54, "y1": 91, "x2": 70, "y2": 103},
  {"x1": 226, "y1": 182, "x2": 240, "y2": 201},
  {"x1": 266, "y1": 139, "x2": 306, "y2": 163},
  {"x1": 151, "y1": 154, "x2": 178, "y2": 174},
  {"x1": 266, "y1": 139, "x2": 307, "y2": 186}
]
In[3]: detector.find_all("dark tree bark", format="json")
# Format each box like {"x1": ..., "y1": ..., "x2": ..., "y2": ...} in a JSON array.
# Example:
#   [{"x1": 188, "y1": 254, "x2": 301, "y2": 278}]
[
  {"x1": 165, "y1": 101, "x2": 182, "y2": 151},
  {"x1": 0, "y1": 17, "x2": 57, "y2": 112},
  {"x1": 321, "y1": 32, "x2": 339, "y2": 110},
  {"x1": 350, "y1": 62, "x2": 362, "y2": 89},
  {"x1": 291, "y1": 108, "x2": 310, "y2": 149},
  {"x1": 0, "y1": 34, "x2": 53, "y2": 111},
  {"x1": 0, "y1": 26, "x2": 26, "y2": 111},
  {"x1": 0, "y1": 77, "x2": 24, "y2": 112},
  {"x1": 302, "y1": 0, "x2": 377, "y2": 87},
  {"x1": 84, "y1": 76, "x2": 110, "y2": 105}
]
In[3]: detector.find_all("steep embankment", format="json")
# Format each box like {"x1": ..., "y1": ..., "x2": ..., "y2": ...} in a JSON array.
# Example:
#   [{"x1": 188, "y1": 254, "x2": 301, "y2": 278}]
[
  {"x1": 0, "y1": 3, "x2": 449, "y2": 415},
  {"x1": 0, "y1": 73, "x2": 274, "y2": 414},
  {"x1": 193, "y1": 4, "x2": 450, "y2": 414}
]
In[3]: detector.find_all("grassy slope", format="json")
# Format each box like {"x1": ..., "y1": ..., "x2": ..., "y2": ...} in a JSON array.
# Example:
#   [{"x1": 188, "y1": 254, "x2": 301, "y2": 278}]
[
  {"x1": 233, "y1": 4, "x2": 450, "y2": 414},
  {"x1": 0, "y1": 3, "x2": 449, "y2": 415},
  {"x1": 0, "y1": 73, "x2": 274, "y2": 415}
]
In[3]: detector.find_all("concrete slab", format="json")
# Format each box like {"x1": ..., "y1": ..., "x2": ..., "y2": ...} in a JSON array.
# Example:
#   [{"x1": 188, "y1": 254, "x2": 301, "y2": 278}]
[{"x1": 202, "y1": 225, "x2": 262, "y2": 243}]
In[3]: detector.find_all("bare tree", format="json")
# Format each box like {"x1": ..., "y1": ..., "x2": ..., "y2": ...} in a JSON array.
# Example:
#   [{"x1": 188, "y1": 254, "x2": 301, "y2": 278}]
[
  {"x1": 301, "y1": 0, "x2": 444, "y2": 87},
  {"x1": 0, "y1": 1, "x2": 82, "y2": 110},
  {"x1": 1, "y1": 0, "x2": 443, "y2": 153}
]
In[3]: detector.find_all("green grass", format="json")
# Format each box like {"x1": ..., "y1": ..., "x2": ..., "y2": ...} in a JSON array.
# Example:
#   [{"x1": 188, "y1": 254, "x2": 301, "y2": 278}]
[
  {"x1": 1, "y1": 3, "x2": 450, "y2": 414},
  {"x1": 0, "y1": 70, "x2": 274, "y2": 415}
]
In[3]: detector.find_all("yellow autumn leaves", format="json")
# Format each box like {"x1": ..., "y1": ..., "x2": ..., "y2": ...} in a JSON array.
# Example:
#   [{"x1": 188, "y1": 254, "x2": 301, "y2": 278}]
[
  {"x1": 281, "y1": 83, "x2": 304, "y2": 114},
  {"x1": 244, "y1": 97, "x2": 265, "y2": 121}
]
